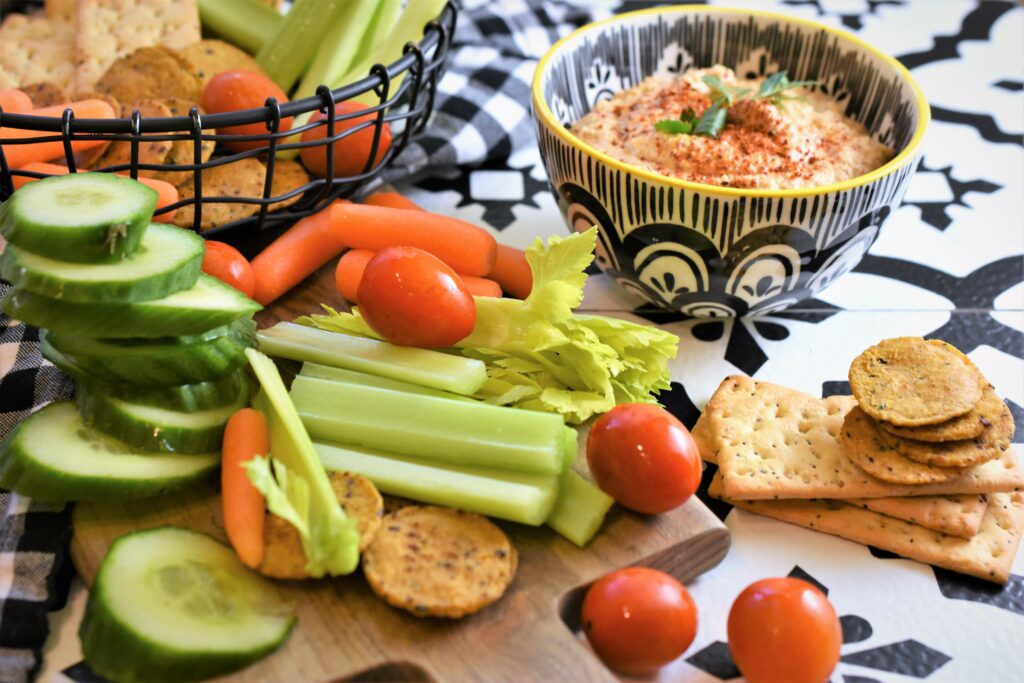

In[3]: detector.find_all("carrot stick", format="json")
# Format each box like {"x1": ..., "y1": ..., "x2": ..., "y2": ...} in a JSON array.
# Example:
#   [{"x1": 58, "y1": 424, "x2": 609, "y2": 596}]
[
  {"x1": 11, "y1": 162, "x2": 180, "y2": 223},
  {"x1": 251, "y1": 200, "x2": 346, "y2": 305},
  {"x1": 222, "y1": 407, "x2": 269, "y2": 570},
  {"x1": 490, "y1": 244, "x2": 533, "y2": 299},
  {"x1": 362, "y1": 191, "x2": 423, "y2": 211},
  {"x1": 0, "y1": 89, "x2": 33, "y2": 114},
  {"x1": 0, "y1": 99, "x2": 116, "y2": 169},
  {"x1": 329, "y1": 203, "x2": 497, "y2": 277},
  {"x1": 335, "y1": 247, "x2": 502, "y2": 301}
]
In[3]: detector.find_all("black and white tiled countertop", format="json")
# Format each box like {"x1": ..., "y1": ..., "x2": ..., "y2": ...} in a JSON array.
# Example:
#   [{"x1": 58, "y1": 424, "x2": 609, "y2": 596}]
[{"x1": 33, "y1": 1, "x2": 1024, "y2": 681}]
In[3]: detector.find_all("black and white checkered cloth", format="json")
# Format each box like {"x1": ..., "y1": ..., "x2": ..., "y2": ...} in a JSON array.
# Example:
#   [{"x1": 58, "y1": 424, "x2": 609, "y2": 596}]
[{"x1": 0, "y1": 2, "x2": 608, "y2": 680}]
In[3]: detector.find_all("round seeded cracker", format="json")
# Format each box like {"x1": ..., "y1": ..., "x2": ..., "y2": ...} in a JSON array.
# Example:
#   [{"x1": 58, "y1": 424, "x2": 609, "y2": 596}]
[
  {"x1": 95, "y1": 46, "x2": 201, "y2": 107},
  {"x1": 363, "y1": 506, "x2": 517, "y2": 618},
  {"x1": 840, "y1": 407, "x2": 967, "y2": 484},
  {"x1": 19, "y1": 81, "x2": 68, "y2": 108},
  {"x1": 172, "y1": 157, "x2": 266, "y2": 230},
  {"x1": 880, "y1": 384, "x2": 1004, "y2": 443},
  {"x1": 257, "y1": 471, "x2": 384, "y2": 580},
  {"x1": 898, "y1": 395, "x2": 1014, "y2": 468},
  {"x1": 177, "y1": 39, "x2": 262, "y2": 88},
  {"x1": 268, "y1": 159, "x2": 311, "y2": 212},
  {"x1": 146, "y1": 99, "x2": 216, "y2": 186},
  {"x1": 849, "y1": 337, "x2": 985, "y2": 427},
  {"x1": 92, "y1": 99, "x2": 174, "y2": 171}
]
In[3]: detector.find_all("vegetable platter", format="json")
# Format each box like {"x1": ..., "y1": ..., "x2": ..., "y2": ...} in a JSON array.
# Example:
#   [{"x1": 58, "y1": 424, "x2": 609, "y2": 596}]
[{"x1": 69, "y1": 257, "x2": 730, "y2": 683}]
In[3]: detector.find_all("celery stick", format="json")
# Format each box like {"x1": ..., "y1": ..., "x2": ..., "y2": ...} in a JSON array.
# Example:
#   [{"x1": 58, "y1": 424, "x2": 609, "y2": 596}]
[
  {"x1": 315, "y1": 440, "x2": 559, "y2": 525},
  {"x1": 560, "y1": 426, "x2": 578, "y2": 469},
  {"x1": 257, "y1": 322, "x2": 486, "y2": 395},
  {"x1": 546, "y1": 471, "x2": 615, "y2": 547},
  {"x1": 290, "y1": 375, "x2": 566, "y2": 474},
  {"x1": 355, "y1": 0, "x2": 403, "y2": 62},
  {"x1": 197, "y1": 0, "x2": 283, "y2": 54},
  {"x1": 299, "y1": 362, "x2": 472, "y2": 401},
  {"x1": 292, "y1": 0, "x2": 382, "y2": 104},
  {"x1": 247, "y1": 351, "x2": 359, "y2": 576},
  {"x1": 257, "y1": 0, "x2": 351, "y2": 92}
]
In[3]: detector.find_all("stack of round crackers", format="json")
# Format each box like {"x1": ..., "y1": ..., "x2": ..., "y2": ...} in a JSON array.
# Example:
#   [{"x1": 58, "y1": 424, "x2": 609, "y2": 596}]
[{"x1": 843, "y1": 337, "x2": 1015, "y2": 485}]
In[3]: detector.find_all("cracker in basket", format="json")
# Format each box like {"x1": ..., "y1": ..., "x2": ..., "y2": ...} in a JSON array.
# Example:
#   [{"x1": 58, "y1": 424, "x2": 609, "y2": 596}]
[
  {"x1": 695, "y1": 410, "x2": 988, "y2": 537},
  {"x1": 363, "y1": 506, "x2": 518, "y2": 618},
  {"x1": 178, "y1": 40, "x2": 262, "y2": 88},
  {"x1": 92, "y1": 99, "x2": 174, "y2": 171},
  {"x1": 268, "y1": 159, "x2": 312, "y2": 212},
  {"x1": 147, "y1": 99, "x2": 215, "y2": 186},
  {"x1": 0, "y1": 12, "x2": 75, "y2": 91},
  {"x1": 850, "y1": 337, "x2": 985, "y2": 427},
  {"x1": 258, "y1": 472, "x2": 384, "y2": 580},
  {"x1": 19, "y1": 82, "x2": 69, "y2": 108},
  {"x1": 880, "y1": 384, "x2": 1005, "y2": 443},
  {"x1": 706, "y1": 376, "x2": 1024, "y2": 499},
  {"x1": 94, "y1": 46, "x2": 201, "y2": 107},
  {"x1": 710, "y1": 472, "x2": 1023, "y2": 584},
  {"x1": 172, "y1": 157, "x2": 266, "y2": 230},
  {"x1": 74, "y1": 0, "x2": 201, "y2": 94},
  {"x1": 45, "y1": 0, "x2": 76, "y2": 20}
]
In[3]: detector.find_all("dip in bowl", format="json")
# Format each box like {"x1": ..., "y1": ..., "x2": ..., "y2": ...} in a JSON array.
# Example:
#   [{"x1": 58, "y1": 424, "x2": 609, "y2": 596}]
[{"x1": 532, "y1": 5, "x2": 929, "y2": 318}]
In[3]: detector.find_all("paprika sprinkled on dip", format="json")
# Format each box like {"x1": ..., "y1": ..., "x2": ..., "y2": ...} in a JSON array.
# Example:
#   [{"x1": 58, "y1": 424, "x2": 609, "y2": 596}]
[{"x1": 570, "y1": 65, "x2": 895, "y2": 190}]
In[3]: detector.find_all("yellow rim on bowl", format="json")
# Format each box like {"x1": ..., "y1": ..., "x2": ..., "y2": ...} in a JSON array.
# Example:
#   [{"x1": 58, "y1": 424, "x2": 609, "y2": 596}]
[{"x1": 531, "y1": 4, "x2": 931, "y2": 199}]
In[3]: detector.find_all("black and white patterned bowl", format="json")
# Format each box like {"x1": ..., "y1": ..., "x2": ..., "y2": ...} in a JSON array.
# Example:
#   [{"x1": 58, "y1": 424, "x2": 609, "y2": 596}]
[{"x1": 531, "y1": 5, "x2": 929, "y2": 318}]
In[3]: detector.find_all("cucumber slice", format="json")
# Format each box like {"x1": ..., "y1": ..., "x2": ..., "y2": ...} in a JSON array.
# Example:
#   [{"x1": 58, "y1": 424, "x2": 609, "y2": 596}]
[
  {"x1": 80, "y1": 527, "x2": 295, "y2": 683},
  {"x1": 43, "y1": 320, "x2": 256, "y2": 386},
  {"x1": 115, "y1": 369, "x2": 253, "y2": 413},
  {"x1": 0, "y1": 223, "x2": 203, "y2": 303},
  {"x1": 0, "y1": 402, "x2": 218, "y2": 502},
  {"x1": 2, "y1": 274, "x2": 261, "y2": 338},
  {"x1": 77, "y1": 382, "x2": 249, "y2": 453},
  {"x1": 0, "y1": 173, "x2": 157, "y2": 263}
]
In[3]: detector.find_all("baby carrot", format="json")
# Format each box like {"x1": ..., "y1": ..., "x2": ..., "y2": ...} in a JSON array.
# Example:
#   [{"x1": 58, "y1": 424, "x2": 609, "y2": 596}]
[
  {"x1": 335, "y1": 247, "x2": 502, "y2": 301},
  {"x1": 489, "y1": 244, "x2": 533, "y2": 299},
  {"x1": 251, "y1": 200, "x2": 346, "y2": 305},
  {"x1": 222, "y1": 407, "x2": 269, "y2": 570},
  {"x1": 362, "y1": 191, "x2": 423, "y2": 211},
  {"x1": 0, "y1": 89, "x2": 33, "y2": 114},
  {"x1": 329, "y1": 203, "x2": 497, "y2": 277},
  {"x1": 11, "y1": 162, "x2": 180, "y2": 223},
  {"x1": 0, "y1": 99, "x2": 116, "y2": 169}
]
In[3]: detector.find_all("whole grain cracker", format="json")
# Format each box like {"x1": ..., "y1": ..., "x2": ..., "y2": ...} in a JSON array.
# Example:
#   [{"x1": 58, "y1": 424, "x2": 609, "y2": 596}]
[
  {"x1": 696, "y1": 408, "x2": 986, "y2": 536},
  {"x1": 92, "y1": 99, "x2": 174, "y2": 171},
  {"x1": 268, "y1": 159, "x2": 311, "y2": 212},
  {"x1": 850, "y1": 337, "x2": 985, "y2": 427},
  {"x1": 0, "y1": 12, "x2": 75, "y2": 91},
  {"x1": 172, "y1": 158, "x2": 266, "y2": 230},
  {"x1": 18, "y1": 82, "x2": 69, "y2": 108},
  {"x1": 706, "y1": 376, "x2": 1024, "y2": 499},
  {"x1": 710, "y1": 472, "x2": 1023, "y2": 584},
  {"x1": 177, "y1": 39, "x2": 262, "y2": 88},
  {"x1": 881, "y1": 384, "x2": 1007, "y2": 444},
  {"x1": 74, "y1": 0, "x2": 201, "y2": 94},
  {"x1": 257, "y1": 471, "x2": 384, "y2": 580},
  {"x1": 94, "y1": 46, "x2": 201, "y2": 107},
  {"x1": 362, "y1": 506, "x2": 517, "y2": 618},
  {"x1": 899, "y1": 400, "x2": 1012, "y2": 469},
  {"x1": 147, "y1": 99, "x2": 215, "y2": 186}
]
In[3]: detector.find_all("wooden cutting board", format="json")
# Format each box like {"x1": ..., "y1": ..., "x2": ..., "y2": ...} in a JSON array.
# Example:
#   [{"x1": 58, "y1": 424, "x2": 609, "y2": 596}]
[{"x1": 70, "y1": 260, "x2": 731, "y2": 683}]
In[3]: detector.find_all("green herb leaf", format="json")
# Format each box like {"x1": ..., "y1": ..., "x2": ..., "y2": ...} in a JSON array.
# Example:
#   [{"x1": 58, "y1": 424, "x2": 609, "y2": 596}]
[
  {"x1": 654, "y1": 119, "x2": 694, "y2": 134},
  {"x1": 693, "y1": 101, "x2": 728, "y2": 138},
  {"x1": 754, "y1": 70, "x2": 818, "y2": 104},
  {"x1": 702, "y1": 74, "x2": 751, "y2": 105}
]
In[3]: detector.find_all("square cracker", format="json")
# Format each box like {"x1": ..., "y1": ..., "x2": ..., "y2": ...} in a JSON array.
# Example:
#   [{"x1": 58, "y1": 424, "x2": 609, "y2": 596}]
[
  {"x1": 74, "y1": 0, "x2": 201, "y2": 94},
  {"x1": 0, "y1": 12, "x2": 75, "y2": 90},
  {"x1": 709, "y1": 472, "x2": 1023, "y2": 584},
  {"x1": 693, "y1": 412, "x2": 989, "y2": 538},
  {"x1": 706, "y1": 376, "x2": 1024, "y2": 500}
]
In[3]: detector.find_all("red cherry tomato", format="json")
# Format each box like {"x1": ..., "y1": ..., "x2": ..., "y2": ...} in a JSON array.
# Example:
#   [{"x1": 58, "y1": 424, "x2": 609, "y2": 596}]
[
  {"x1": 201, "y1": 70, "x2": 292, "y2": 152},
  {"x1": 299, "y1": 102, "x2": 393, "y2": 178},
  {"x1": 728, "y1": 577, "x2": 841, "y2": 683},
  {"x1": 586, "y1": 403, "x2": 701, "y2": 514},
  {"x1": 582, "y1": 567, "x2": 698, "y2": 675},
  {"x1": 202, "y1": 241, "x2": 256, "y2": 299},
  {"x1": 357, "y1": 246, "x2": 476, "y2": 348}
]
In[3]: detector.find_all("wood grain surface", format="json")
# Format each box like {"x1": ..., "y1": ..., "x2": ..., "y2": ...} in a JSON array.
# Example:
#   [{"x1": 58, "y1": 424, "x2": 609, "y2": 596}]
[{"x1": 71, "y1": 260, "x2": 731, "y2": 683}]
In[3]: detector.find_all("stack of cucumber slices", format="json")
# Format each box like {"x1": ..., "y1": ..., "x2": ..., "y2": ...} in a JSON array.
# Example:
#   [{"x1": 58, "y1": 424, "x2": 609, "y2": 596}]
[{"x1": 0, "y1": 173, "x2": 261, "y2": 501}]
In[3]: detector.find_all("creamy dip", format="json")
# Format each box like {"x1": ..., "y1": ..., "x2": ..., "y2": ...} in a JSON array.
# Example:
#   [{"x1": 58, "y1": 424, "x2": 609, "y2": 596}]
[{"x1": 570, "y1": 66, "x2": 895, "y2": 189}]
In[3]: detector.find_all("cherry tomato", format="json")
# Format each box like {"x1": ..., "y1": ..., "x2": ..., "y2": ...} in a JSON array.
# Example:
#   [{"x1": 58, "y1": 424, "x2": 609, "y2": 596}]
[
  {"x1": 201, "y1": 70, "x2": 292, "y2": 152},
  {"x1": 202, "y1": 241, "x2": 256, "y2": 298},
  {"x1": 299, "y1": 102, "x2": 393, "y2": 178},
  {"x1": 586, "y1": 403, "x2": 701, "y2": 514},
  {"x1": 582, "y1": 567, "x2": 698, "y2": 675},
  {"x1": 728, "y1": 577, "x2": 841, "y2": 683},
  {"x1": 357, "y1": 246, "x2": 475, "y2": 348}
]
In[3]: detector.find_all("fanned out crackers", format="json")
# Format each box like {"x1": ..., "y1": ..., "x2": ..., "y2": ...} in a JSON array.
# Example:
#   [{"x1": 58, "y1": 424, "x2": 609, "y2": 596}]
[
  {"x1": 700, "y1": 337, "x2": 1021, "y2": 583},
  {"x1": 0, "y1": 11, "x2": 75, "y2": 91}
]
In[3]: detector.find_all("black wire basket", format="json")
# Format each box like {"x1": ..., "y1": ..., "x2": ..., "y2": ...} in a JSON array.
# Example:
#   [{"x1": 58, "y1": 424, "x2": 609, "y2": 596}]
[{"x1": 0, "y1": 2, "x2": 457, "y2": 245}]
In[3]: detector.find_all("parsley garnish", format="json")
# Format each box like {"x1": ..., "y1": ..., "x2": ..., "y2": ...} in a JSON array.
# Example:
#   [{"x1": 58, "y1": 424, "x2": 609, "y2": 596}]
[{"x1": 654, "y1": 70, "x2": 817, "y2": 139}]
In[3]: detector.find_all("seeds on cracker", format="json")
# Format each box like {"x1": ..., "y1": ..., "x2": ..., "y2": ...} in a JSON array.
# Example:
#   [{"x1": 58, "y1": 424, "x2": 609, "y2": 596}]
[
  {"x1": 177, "y1": 39, "x2": 262, "y2": 88},
  {"x1": 95, "y1": 46, "x2": 201, "y2": 107},
  {"x1": 849, "y1": 337, "x2": 985, "y2": 427},
  {"x1": 147, "y1": 99, "x2": 215, "y2": 186},
  {"x1": 19, "y1": 82, "x2": 68, "y2": 108},
  {"x1": 268, "y1": 159, "x2": 311, "y2": 212},
  {"x1": 93, "y1": 99, "x2": 174, "y2": 171},
  {"x1": 847, "y1": 494, "x2": 989, "y2": 539},
  {"x1": 880, "y1": 384, "x2": 1003, "y2": 443},
  {"x1": 898, "y1": 397, "x2": 1013, "y2": 469},
  {"x1": 258, "y1": 471, "x2": 383, "y2": 580},
  {"x1": 172, "y1": 157, "x2": 266, "y2": 230},
  {"x1": 362, "y1": 506, "x2": 518, "y2": 618}
]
